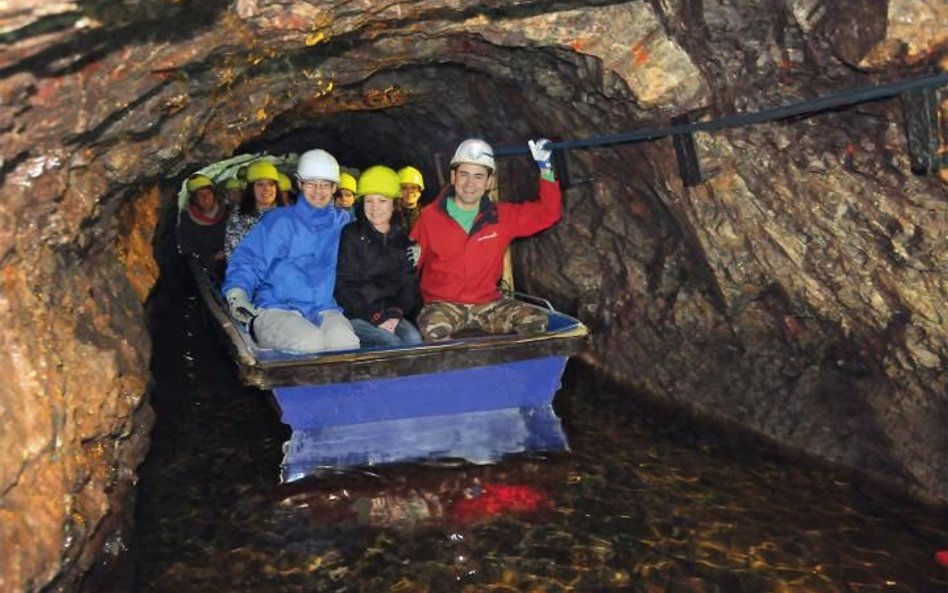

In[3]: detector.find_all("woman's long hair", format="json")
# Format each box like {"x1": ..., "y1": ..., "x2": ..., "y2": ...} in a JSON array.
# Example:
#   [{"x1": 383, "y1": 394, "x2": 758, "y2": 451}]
[
  {"x1": 237, "y1": 181, "x2": 280, "y2": 216},
  {"x1": 352, "y1": 199, "x2": 407, "y2": 231}
]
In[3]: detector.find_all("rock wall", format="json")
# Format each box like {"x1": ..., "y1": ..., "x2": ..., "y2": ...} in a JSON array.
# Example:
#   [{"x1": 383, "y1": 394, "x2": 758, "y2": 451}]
[
  {"x1": 0, "y1": 1, "x2": 944, "y2": 591},
  {"x1": 0, "y1": 188, "x2": 156, "y2": 591}
]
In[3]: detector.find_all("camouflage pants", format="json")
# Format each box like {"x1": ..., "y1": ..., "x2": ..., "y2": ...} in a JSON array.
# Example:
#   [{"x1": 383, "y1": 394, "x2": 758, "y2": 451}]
[{"x1": 417, "y1": 299, "x2": 548, "y2": 341}]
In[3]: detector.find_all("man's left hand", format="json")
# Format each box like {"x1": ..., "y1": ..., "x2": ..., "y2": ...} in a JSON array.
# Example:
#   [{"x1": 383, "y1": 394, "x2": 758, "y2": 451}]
[
  {"x1": 378, "y1": 318, "x2": 398, "y2": 333},
  {"x1": 528, "y1": 138, "x2": 553, "y2": 169}
]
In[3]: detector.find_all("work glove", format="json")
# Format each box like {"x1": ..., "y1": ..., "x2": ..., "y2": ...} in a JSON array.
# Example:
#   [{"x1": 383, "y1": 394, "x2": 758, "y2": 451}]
[
  {"x1": 406, "y1": 244, "x2": 421, "y2": 269},
  {"x1": 528, "y1": 138, "x2": 553, "y2": 170},
  {"x1": 225, "y1": 287, "x2": 259, "y2": 325}
]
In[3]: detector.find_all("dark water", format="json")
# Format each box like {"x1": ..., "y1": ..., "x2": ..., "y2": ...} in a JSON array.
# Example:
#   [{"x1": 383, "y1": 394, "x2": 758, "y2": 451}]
[{"x1": 133, "y1": 277, "x2": 947, "y2": 593}]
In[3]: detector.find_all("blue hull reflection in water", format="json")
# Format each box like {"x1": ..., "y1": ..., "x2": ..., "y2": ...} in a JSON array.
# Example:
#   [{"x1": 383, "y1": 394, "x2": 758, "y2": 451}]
[{"x1": 281, "y1": 405, "x2": 568, "y2": 481}]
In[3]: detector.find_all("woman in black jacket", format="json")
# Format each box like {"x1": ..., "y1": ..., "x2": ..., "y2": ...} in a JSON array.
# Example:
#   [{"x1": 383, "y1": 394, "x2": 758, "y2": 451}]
[{"x1": 335, "y1": 166, "x2": 422, "y2": 348}]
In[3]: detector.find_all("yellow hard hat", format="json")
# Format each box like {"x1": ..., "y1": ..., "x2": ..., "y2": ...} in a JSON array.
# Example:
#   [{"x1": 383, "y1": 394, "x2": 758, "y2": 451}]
[
  {"x1": 338, "y1": 172, "x2": 357, "y2": 193},
  {"x1": 245, "y1": 160, "x2": 280, "y2": 183},
  {"x1": 223, "y1": 177, "x2": 244, "y2": 190},
  {"x1": 397, "y1": 166, "x2": 424, "y2": 190},
  {"x1": 277, "y1": 172, "x2": 292, "y2": 192},
  {"x1": 186, "y1": 174, "x2": 213, "y2": 194},
  {"x1": 357, "y1": 165, "x2": 401, "y2": 199}
]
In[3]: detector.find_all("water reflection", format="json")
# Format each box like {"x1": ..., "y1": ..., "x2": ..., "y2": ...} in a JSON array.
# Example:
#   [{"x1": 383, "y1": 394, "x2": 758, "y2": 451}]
[
  {"x1": 133, "y1": 280, "x2": 947, "y2": 593},
  {"x1": 282, "y1": 405, "x2": 569, "y2": 482}
]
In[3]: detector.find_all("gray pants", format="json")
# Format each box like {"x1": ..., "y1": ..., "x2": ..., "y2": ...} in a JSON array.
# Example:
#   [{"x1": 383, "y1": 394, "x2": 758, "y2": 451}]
[{"x1": 251, "y1": 308, "x2": 360, "y2": 353}]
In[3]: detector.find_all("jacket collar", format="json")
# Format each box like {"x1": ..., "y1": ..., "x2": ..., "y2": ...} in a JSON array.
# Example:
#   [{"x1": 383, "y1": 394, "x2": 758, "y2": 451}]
[
  {"x1": 356, "y1": 215, "x2": 401, "y2": 238},
  {"x1": 187, "y1": 202, "x2": 225, "y2": 226},
  {"x1": 295, "y1": 196, "x2": 336, "y2": 222},
  {"x1": 436, "y1": 186, "x2": 498, "y2": 235}
]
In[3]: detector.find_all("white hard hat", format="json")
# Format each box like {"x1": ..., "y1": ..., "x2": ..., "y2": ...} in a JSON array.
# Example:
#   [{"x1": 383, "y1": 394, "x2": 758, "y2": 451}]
[
  {"x1": 297, "y1": 149, "x2": 340, "y2": 183},
  {"x1": 450, "y1": 138, "x2": 495, "y2": 170}
]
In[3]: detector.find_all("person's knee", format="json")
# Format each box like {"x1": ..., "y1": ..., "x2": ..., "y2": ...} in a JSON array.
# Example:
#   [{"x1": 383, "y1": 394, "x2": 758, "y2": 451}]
[
  {"x1": 374, "y1": 330, "x2": 403, "y2": 347},
  {"x1": 420, "y1": 322, "x2": 451, "y2": 341},
  {"x1": 253, "y1": 309, "x2": 327, "y2": 352},
  {"x1": 397, "y1": 321, "x2": 423, "y2": 345},
  {"x1": 418, "y1": 303, "x2": 463, "y2": 341},
  {"x1": 326, "y1": 330, "x2": 360, "y2": 350},
  {"x1": 320, "y1": 311, "x2": 361, "y2": 351},
  {"x1": 512, "y1": 308, "x2": 548, "y2": 335},
  {"x1": 479, "y1": 300, "x2": 548, "y2": 336},
  {"x1": 260, "y1": 326, "x2": 328, "y2": 352},
  {"x1": 514, "y1": 316, "x2": 548, "y2": 335},
  {"x1": 288, "y1": 332, "x2": 330, "y2": 352}
]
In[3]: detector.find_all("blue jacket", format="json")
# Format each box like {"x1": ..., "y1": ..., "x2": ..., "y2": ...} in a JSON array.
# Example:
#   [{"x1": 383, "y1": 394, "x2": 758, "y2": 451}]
[{"x1": 222, "y1": 196, "x2": 352, "y2": 324}]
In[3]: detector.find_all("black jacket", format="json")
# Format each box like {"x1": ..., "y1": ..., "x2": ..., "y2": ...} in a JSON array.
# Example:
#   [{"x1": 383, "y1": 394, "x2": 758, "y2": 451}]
[
  {"x1": 177, "y1": 206, "x2": 226, "y2": 278},
  {"x1": 334, "y1": 216, "x2": 419, "y2": 324}
]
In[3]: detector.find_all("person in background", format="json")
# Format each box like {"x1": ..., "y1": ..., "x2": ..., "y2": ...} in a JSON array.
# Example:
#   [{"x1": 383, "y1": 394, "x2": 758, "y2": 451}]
[
  {"x1": 234, "y1": 164, "x2": 249, "y2": 201},
  {"x1": 222, "y1": 176, "x2": 245, "y2": 211},
  {"x1": 334, "y1": 171, "x2": 357, "y2": 214},
  {"x1": 235, "y1": 164, "x2": 249, "y2": 185},
  {"x1": 396, "y1": 165, "x2": 425, "y2": 231},
  {"x1": 335, "y1": 166, "x2": 422, "y2": 348},
  {"x1": 410, "y1": 137, "x2": 560, "y2": 340},
  {"x1": 222, "y1": 149, "x2": 359, "y2": 353},
  {"x1": 177, "y1": 173, "x2": 227, "y2": 278},
  {"x1": 277, "y1": 171, "x2": 295, "y2": 206},
  {"x1": 223, "y1": 160, "x2": 281, "y2": 259}
]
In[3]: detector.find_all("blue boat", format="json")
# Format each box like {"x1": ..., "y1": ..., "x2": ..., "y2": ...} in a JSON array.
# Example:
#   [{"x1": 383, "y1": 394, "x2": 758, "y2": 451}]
[
  {"x1": 190, "y1": 258, "x2": 588, "y2": 480},
  {"x1": 180, "y1": 156, "x2": 589, "y2": 480}
]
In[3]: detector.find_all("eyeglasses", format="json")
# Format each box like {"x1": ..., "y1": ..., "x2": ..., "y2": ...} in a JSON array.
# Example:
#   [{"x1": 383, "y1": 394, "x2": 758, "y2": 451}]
[{"x1": 299, "y1": 180, "x2": 335, "y2": 191}]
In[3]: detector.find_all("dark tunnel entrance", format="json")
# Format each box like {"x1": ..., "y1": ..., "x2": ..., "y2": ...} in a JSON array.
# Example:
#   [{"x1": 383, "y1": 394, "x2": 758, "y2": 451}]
[{"x1": 229, "y1": 61, "x2": 637, "y2": 217}]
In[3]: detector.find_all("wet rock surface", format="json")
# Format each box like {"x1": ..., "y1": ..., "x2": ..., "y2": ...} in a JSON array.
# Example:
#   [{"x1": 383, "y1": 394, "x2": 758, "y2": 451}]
[
  {"x1": 0, "y1": 1, "x2": 946, "y2": 591},
  {"x1": 132, "y1": 277, "x2": 946, "y2": 593}
]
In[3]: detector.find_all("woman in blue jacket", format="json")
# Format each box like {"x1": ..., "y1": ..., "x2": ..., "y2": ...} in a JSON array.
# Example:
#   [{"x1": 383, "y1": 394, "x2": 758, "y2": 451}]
[
  {"x1": 335, "y1": 165, "x2": 422, "y2": 348},
  {"x1": 222, "y1": 149, "x2": 359, "y2": 353}
]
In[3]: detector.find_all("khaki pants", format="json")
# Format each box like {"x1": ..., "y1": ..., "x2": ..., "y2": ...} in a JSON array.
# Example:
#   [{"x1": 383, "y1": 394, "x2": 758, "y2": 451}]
[{"x1": 416, "y1": 299, "x2": 547, "y2": 341}]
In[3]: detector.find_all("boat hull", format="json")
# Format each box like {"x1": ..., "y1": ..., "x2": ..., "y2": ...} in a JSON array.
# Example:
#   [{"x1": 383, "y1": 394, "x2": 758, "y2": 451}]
[
  {"x1": 274, "y1": 356, "x2": 567, "y2": 428},
  {"x1": 274, "y1": 356, "x2": 571, "y2": 480}
]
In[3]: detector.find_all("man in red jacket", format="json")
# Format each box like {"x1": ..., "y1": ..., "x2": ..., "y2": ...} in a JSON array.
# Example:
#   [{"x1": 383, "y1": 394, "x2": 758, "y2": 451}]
[{"x1": 410, "y1": 137, "x2": 560, "y2": 340}]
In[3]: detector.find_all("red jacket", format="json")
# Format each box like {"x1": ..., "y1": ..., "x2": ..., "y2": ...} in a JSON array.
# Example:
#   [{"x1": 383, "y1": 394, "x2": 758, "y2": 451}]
[{"x1": 410, "y1": 177, "x2": 561, "y2": 304}]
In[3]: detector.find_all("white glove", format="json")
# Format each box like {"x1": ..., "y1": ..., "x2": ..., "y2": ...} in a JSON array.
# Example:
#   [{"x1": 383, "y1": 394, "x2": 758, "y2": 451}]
[
  {"x1": 528, "y1": 138, "x2": 553, "y2": 169},
  {"x1": 406, "y1": 244, "x2": 421, "y2": 269},
  {"x1": 225, "y1": 288, "x2": 259, "y2": 325}
]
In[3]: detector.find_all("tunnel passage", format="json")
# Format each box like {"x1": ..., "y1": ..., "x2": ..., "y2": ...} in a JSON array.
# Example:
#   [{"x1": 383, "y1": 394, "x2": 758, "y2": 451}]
[
  {"x1": 235, "y1": 62, "x2": 621, "y2": 211},
  {"x1": 1, "y1": 2, "x2": 946, "y2": 592}
]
